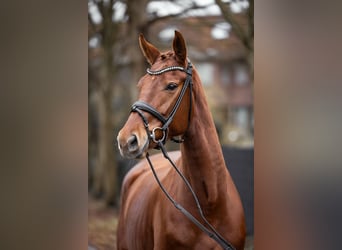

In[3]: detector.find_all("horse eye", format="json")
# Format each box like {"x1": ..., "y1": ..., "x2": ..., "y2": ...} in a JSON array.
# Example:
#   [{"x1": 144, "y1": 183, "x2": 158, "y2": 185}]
[{"x1": 165, "y1": 83, "x2": 178, "y2": 91}]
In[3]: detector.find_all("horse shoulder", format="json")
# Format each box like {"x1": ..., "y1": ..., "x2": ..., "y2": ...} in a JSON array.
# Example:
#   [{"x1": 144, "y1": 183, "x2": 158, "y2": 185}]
[
  {"x1": 118, "y1": 151, "x2": 182, "y2": 249},
  {"x1": 117, "y1": 160, "x2": 150, "y2": 249},
  {"x1": 120, "y1": 160, "x2": 150, "y2": 198}
]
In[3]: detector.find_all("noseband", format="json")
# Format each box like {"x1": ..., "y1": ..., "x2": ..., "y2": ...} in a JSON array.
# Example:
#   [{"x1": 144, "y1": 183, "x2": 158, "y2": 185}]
[{"x1": 131, "y1": 61, "x2": 193, "y2": 145}]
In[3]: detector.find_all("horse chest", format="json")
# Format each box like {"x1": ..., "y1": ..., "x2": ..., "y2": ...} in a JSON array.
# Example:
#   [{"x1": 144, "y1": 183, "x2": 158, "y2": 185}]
[{"x1": 151, "y1": 204, "x2": 219, "y2": 249}]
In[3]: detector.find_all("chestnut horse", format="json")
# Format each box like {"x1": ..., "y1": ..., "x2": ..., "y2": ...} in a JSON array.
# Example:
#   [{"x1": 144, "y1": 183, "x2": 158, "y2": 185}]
[{"x1": 117, "y1": 31, "x2": 245, "y2": 250}]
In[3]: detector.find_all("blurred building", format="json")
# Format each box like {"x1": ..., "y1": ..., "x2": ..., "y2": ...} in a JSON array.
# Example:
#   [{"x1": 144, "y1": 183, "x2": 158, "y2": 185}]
[{"x1": 147, "y1": 15, "x2": 254, "y2": 148}]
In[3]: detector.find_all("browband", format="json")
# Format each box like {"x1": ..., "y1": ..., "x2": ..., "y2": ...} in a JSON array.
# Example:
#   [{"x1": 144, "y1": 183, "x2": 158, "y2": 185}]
[{"x1": 147, "y1": 66, "x2": 186, "y2": 75}]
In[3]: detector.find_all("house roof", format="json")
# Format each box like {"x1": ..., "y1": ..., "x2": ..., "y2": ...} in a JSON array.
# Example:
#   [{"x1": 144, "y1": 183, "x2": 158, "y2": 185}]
[{"x1": 148, "y1": 15, "x2": 249, "y2": 62}]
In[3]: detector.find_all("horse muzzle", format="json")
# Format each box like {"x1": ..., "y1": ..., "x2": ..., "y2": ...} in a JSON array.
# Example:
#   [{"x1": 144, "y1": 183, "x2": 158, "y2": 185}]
[{"x1": 117, "y1": 131, "x2": 149, "y2": 159}]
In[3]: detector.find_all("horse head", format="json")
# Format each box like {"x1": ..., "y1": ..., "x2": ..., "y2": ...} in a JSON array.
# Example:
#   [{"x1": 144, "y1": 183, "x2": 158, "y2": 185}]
[{"x1": 117, "y1": 31, "x2": 193, "y2": 159}]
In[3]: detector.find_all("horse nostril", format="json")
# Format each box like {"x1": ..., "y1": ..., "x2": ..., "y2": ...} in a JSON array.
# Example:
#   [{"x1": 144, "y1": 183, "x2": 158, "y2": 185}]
[{"x1": 127, "y1": 134, "x2": 139, "y2": 152}]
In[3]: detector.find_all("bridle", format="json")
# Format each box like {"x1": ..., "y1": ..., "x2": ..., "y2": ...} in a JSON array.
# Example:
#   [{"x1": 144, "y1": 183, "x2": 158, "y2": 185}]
[
  {"x1": 131, "y1": 61, "x2": 193, "y2": 145},
  {"x1": 130, "y1": 60, "x2": 235, "y2": 250}
]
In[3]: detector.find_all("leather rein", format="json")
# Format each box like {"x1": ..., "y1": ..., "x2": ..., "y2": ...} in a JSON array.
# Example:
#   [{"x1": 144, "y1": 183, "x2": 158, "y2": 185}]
[{"x1": 130, "y1": 60, "x2": 235, "y2": 250}]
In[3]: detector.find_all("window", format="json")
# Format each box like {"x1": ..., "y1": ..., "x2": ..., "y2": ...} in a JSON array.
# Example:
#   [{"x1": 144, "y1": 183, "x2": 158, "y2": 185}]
[
  {"x1": 235, "y1": 64, "x2": 249, "y2": 86},
  {"x1": 196, "y1": 63, "x2": 214, "y2": 86}
]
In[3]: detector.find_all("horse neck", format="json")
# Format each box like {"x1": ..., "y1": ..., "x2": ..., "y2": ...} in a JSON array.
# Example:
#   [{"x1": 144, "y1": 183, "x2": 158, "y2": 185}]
[{"x1": 180, "y1": 70, "x2": 228, "y2": 207}]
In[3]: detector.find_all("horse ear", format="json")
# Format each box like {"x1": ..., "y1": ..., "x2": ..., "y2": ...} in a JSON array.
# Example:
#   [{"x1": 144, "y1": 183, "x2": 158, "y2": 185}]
[
  {"x1": 172, "y1": 30, "x2": 187, "y2": 65},
  {"x1": 139, "y1": 34, "x2": 160, "y2": 65}
]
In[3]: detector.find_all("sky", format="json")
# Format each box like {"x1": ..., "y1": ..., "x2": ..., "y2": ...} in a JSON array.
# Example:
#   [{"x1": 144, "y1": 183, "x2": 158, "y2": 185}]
[
  {"x1": 89, "y1": 0, "x2": 249, "y2": 24},
  {"x1": 88, "y1": 0, "x2": 249, "y2": 42}
]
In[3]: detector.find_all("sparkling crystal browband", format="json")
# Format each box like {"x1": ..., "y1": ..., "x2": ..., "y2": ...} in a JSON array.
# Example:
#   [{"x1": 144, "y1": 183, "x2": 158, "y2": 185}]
[{"x1": 146, "y1": 66, "x2": 186, "y2": 75}]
